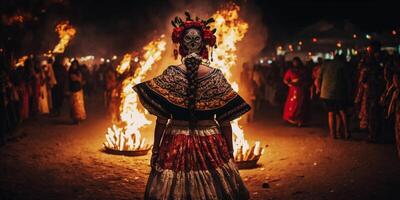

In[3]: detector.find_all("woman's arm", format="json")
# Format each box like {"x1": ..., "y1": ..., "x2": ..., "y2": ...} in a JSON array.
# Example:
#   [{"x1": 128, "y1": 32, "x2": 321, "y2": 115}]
[
  {"x1": 151, "y1": 117, "x2": 168, "y2": 167},
  {"x1": 153, "y1": 117, "x2": 167, "y2": 152},
  {"x1": 219, "y1": 121, "x2": 234, "y2": 159}
]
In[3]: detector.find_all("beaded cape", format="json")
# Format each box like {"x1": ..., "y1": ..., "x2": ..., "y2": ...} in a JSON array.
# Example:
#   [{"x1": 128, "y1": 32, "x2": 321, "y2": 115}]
[{"x1": 133, "y1": 65, "x2": 250, "y2": 122}]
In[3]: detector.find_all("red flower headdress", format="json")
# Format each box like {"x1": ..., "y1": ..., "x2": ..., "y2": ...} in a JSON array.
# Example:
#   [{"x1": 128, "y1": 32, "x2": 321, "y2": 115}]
[{"x1": 171, "y1": 11, "x2": 217, "y2": 60}]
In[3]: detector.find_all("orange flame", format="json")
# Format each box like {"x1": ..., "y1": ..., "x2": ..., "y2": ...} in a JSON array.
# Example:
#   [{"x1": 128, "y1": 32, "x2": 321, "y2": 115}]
[
  {"x1": 104, "y1": 35, "x2": 167, "y2": 151},
  {"x1": 52, "y1": 21, "x2": 76, "y2": 54},
  {"x1": 15, "y1": 55, "x2": 28, "y2": 68},
  {"x1": 116, "y1": 54, "x2": 133, "y2": 74},
  {"x1": 210, "y1": 4, "x2": 263, "y2": 160}
]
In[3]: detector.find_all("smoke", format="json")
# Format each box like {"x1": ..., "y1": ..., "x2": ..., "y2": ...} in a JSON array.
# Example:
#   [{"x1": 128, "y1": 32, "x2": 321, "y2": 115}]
[{"x1": 236, "y1": 2, "x2": 268, "y2": 71}]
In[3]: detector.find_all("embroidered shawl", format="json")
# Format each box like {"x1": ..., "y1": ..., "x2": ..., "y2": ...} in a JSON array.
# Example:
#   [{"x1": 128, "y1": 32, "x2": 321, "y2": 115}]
[{"x1": 133, "y1": 65, "x2": 250, "y2": 122}]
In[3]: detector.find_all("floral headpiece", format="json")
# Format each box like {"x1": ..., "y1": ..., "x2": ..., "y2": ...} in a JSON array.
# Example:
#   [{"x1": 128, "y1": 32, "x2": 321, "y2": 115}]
[{"x1": 171, "y1": 11, "x2": 217, "y2": 60}]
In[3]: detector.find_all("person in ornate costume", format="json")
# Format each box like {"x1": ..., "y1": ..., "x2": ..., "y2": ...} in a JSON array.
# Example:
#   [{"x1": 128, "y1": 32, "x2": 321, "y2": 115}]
[{"x1": 133, "y1": 12, "x2": 250, "y2": 200}]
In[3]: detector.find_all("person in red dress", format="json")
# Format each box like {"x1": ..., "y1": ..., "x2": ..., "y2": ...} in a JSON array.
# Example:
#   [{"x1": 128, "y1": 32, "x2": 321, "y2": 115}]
[{"x1": 283, "y1": 57, "x2": 311, "y2": 126}]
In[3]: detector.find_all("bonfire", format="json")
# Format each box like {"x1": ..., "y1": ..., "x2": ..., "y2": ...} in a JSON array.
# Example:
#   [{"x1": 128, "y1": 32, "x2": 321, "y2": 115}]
[{"x1": 103, "y1": 35, "x2": 167, "y2": 155}]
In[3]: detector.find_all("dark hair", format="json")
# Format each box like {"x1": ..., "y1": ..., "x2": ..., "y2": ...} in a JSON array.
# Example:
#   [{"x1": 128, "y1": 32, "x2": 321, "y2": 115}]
[
  {"x1": 292, "y1": 57, "x2": 303, "y2": 67},
  {"x1": 70, "y1": 59, "x2": 80, "y2": 73},
  {"x1": 184, "y1": 56, "x2": 201, "y2": 128}
]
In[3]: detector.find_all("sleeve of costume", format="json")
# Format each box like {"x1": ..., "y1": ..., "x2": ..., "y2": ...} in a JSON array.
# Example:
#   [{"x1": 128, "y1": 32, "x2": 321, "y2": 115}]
[
  {"x1": 132, "y1": 69, "x2": 171, "y2": 118},
  {"x1": 283, "y1": 69, "x2": 291, "y2": 84},
  {"x1": 214, "y1": 70, "x2": 251, "y2": 122}
]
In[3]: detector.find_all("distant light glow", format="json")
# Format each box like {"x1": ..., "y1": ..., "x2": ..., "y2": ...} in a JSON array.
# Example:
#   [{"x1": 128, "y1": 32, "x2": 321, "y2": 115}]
[
  {"x1": 312, "y1": 37, "x2": 318, "y2": 43},
  {"x1": 288, "y1": 44, "x2": 294, "y2": 52}
]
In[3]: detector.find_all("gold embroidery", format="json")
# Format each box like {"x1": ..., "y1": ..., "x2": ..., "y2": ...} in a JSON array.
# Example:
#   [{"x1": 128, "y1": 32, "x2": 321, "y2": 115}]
[{"x1": 145, "y1": 66, "x2": 237, "y2": 110}]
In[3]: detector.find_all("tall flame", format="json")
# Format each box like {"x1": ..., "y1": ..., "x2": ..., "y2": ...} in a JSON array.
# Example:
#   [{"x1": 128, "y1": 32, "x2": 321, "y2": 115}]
[
  {"x1": 210, "y1": 4, "x2": 260, "y2": 159},
  {"x1": 52, "y1": 21, "x2": 76, "y2": 54},
  {"x1": 104, "y1": 35, "x2": 167, "y2": 151}
]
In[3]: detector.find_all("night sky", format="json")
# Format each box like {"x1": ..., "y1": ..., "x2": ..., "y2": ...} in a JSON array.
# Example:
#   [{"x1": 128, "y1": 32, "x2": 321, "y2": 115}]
[{"x1": 1, "y1": 0, "x2": 398, "y2": 56}]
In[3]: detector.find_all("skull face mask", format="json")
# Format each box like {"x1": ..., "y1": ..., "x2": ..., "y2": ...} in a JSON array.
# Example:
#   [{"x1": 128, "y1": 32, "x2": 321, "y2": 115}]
[{"x1": 182, "y1": 28, "x2": 203, "y2": 54}]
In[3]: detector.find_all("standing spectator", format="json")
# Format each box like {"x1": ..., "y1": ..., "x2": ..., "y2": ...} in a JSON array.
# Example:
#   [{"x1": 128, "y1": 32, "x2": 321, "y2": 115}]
[
  {"x1": 26, "y1": 58, "x2": 40, "y2": 117},
  {"x1": 391, "y1": 72, "x2": 400, "y2": 158},
  {"x1": 355, "y1": 42, "x2": 385, "y2": 142},
  {"x1": 283, "y1": 57, "x2": 311, "y2": 127},
  {"x1": 68, "y1": 60, "x2": 86, "y2": 124},
  {"x1": 379, "y1": 59, "x2": 396, "y2": 142},
  {"x1": 311, "y1": 57, "x2": 323, "y2": 100},
  {"x1": 51, "y1": 56, "x2": 68, "y2": 117},
  {"x1": 264, "y1": 62, "x2": 279, "y2": 106},
  {"x1": 15, "y1": 67, "x2": 29, "y2": 121},
  {"x1": 45, "y1": 58, "x2": 57, "y2": 111},
  {"x1": 317, "y1": 55, "x2": 351, "y2": 139},
  {"x1": 79, "y1": 64, "x2": 90, "y2": 97},
  {"x1": 0, "y1": 68, "x2": 8, "y2": 144},
  {"x1": 104, "y1": 65, "x2": 117, "y2": 108},
  {"x1": 38, "y1": 63, "x2": 50, "y2": 114}
]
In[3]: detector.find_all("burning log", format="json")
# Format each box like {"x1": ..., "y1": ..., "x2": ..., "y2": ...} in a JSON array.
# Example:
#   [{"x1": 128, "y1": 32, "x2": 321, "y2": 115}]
[{"x1": 235, "y1": 142, "x2": 268, "y2": 169}]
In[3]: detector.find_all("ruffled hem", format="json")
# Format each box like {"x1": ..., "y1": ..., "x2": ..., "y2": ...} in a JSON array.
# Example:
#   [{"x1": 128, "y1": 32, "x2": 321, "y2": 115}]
[{"x1": 145, "y1": 160, "x2": 249, "y2": 200}]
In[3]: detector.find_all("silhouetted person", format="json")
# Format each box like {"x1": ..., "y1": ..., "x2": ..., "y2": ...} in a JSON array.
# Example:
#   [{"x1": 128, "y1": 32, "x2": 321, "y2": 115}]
[{"x1": 51, "y1": 56, "x2": 67, "y2": 116}]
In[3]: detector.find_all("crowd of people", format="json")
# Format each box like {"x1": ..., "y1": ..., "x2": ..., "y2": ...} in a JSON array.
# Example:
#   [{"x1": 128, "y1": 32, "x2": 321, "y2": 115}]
[
  {"x1": 2, "y1": 41, "x2": 400, "y2": 158},
  {"x1": 242, "y1": 41, "x2": 400, "y2": 158},
  {"x1": 0, "y1": 55, "x2": 121, "y2": 144}
]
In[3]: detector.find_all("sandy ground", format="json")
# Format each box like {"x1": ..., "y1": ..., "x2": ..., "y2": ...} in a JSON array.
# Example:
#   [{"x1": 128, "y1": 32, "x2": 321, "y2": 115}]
[{"x1": 1, "y1": 96, "x2": 400, "y2": 200}]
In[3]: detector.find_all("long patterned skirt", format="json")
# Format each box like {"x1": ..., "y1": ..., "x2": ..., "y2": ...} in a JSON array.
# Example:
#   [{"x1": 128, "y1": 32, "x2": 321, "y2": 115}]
[
  {"x1": 70, "y1": 90, "x2": 86, "y2": 121},
  {"x1": 145, "y1": 120, "x2": 249, "y2": 200}
]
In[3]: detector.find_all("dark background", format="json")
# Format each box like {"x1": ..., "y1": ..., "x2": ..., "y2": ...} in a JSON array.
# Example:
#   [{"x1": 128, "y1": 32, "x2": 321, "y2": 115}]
[{"x1": 1, "y1": 0, "x2": 398, "y2": 56}]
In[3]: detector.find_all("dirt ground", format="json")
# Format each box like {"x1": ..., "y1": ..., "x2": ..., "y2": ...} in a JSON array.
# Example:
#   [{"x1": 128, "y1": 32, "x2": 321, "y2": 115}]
[{"x1": 1, "y1": 96, "x2": 400, "y2": 200}]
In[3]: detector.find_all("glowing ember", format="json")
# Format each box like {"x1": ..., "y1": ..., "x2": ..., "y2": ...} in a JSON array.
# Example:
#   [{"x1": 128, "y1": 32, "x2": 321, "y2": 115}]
[
  {"x1": 211, "y1": 4, "x2": 265, "y2": 162},
  {"x1": 104, "y1": 35, "x2": 167, "y2": 152},
  {"x1": 52, "y1": 21, "x2": 76, "y2": 54},
  {"x1": 15, "y1": 55, "x2": 28, "y2": 68}
]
